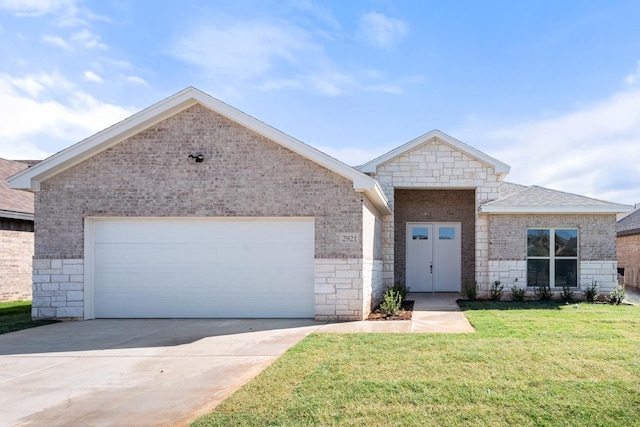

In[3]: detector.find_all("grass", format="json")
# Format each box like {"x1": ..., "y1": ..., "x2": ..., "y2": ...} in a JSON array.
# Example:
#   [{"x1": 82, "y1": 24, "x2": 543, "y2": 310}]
[
  {"x1": 0, "y1": 300, "x2": 58, "y2": 335},
  {"x1": 193, "y1": 301, "x2": 640, "y2": 426}
]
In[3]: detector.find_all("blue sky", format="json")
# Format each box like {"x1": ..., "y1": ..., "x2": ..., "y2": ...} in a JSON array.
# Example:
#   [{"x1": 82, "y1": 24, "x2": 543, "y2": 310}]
[{"x1": 1, "y1": 1, "x2": 640, "y2": 205}]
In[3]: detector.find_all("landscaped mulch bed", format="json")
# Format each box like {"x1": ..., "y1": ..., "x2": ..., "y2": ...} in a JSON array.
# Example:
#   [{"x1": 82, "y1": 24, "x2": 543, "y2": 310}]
[{"x1": 366, "y1": 300, "x2": 414, "y2": 321}]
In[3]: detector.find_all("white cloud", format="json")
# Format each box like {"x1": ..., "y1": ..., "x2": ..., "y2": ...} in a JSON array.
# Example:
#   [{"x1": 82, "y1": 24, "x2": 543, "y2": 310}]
[
  {"x1": 625, "y1": 61, "x2": 640, "y2": 85},
  {"x1": 458, "y1": 88, "x2": 640, "y2": 205},
  {"x1": 168, "y1": 17, "x2": 406, "y2": 97},
  {"x1": 82, "y1": 70, "x2": 102, "y2": 83},
  {"x1": 0, "y1": 71, "x2": 135, "y2": 159},
  {"x1": 42, "y1": 34, "x2": 71, "y2": 49},
  {"x1": 0, "y1": 0, "x2": 90, "y2": 27},
  {"x1": 168, "y1": 19, "x2": 313, "y2": 80},
  {"x1": 0, "y1": 0, "x2": 77, "y2": 16},
  {"x1": 124, "y1": 75, "x2": 148, "y2": 87},
  {"x1": 290, "y1": 0, "x2": 341, "y2": 30},
  {"x1": 357, "y1": 12, "x2": 408, "y2": 49},
  {"x1": 71, "y1": 28, "x2": 107, "y2": 49}
]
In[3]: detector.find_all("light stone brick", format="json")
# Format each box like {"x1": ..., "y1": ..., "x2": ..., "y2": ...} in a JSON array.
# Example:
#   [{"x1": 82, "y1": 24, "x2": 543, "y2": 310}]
[
  {"x1": 57, "y1": 307, "x2": 83, "y2": 318},
  {"x1": 334, "y1": 269, "x2": 360, "y2": 279},
  {"x1": 32, "y1": 259, "x2": 51, "y2": 270},
  {"x1": 37, "y1": 308, "x2": 56, "y2": 318},
  {"x1": 40, "y1": 283, "x2": 59, "y2": 291},
  {"x1": 60, "y1": 283, "x2": 84, "y2": 291},
  {"x1": 66, "y1": 291, "x2": 84, "y2": 301},
  {"x1": 32, "y1": 296, "x2": 50, "y2": 307},
  {"x1": 62, "y1": 264, "x2": 83, "y2": 275},
  {"x1": 315, "y1": 284, "x2": 335, "y2": 294}
]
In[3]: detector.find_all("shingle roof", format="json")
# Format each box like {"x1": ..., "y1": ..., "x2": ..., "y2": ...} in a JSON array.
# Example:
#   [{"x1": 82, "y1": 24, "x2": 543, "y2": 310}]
[
  {"x1": 617, "y1": 207, "x2": 640, "y2": 235},
  {"x1": 480, "y1": 183, "x2": 630, "y2": 214},
  {"x1": 0, "y1": 158, "x2": 35, "y2": 219},
  {"x1": 498, "y1": 181, "x2": 528, "y2": 198}
]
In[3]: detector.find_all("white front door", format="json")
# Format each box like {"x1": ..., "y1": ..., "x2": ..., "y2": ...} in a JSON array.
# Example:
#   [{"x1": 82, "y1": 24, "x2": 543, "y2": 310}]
[{"x1": 406, "y1": 222, "x2": 461, "y2": 293}]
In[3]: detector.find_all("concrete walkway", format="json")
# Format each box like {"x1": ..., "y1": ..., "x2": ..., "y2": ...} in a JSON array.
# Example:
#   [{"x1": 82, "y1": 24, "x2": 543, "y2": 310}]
[
  {"x1": 316, "y1": 292, "x2": 474, "y2": 334},
  {"x1": 625, "y1": 287, "x2": 640, "y2": 305}
]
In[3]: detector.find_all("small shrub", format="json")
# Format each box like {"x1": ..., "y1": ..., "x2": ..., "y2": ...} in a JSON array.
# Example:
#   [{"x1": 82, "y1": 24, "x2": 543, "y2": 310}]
[
  {"x1": 380, "y1": 289, "x2": 402, "y2": 316},
  {"x1": 534, "y1": 284, "x2": 554, "y2": 301},
  {"x1": 609, "y1": 284, "x2": 626, "y2": 305},
  {"x1": 461, "y1": 280, "x2": 478, "y2": 301},
  {"x1": 489, "y1": 280, "x2": 504, "y2": 301},
  {"x1": 583, "y1": 282, "x2": 599, "y2": 303},
  {"x1": 391, "y1": 282, "x2": 410, "y2": 301},
  {"x1": 560, "y1": 286, "x2": 575, "y2": 302},
  {"x1": 510, "y1": 286, "x2": 526, "y2": 301}
]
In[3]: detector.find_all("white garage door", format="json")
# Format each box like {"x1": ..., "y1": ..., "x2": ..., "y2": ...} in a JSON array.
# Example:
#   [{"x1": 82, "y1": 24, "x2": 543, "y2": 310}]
[{"x1": 89, "y1": 218, "x2": 315, "y2": 318}]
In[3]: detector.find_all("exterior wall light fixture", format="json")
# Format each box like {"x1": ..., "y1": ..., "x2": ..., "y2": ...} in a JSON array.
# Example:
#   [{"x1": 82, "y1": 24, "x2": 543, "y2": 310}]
[{"x1": 188, "y1": 153, "x2": 204, "y2": 163}]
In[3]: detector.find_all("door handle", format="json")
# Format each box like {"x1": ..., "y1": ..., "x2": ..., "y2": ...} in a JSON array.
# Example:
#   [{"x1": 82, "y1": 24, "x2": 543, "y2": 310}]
[{"x1": 430, "y1": 263, "x2": 433, "y2": 274}]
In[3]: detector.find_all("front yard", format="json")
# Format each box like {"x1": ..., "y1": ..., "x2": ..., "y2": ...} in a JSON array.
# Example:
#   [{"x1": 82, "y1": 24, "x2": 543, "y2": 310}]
[
  {"x1": 193, "y1": 301, "x2": 640, "y2": 426},
  {"x1": 0, "y1": 301, "x2": 58, "y2": 335}
]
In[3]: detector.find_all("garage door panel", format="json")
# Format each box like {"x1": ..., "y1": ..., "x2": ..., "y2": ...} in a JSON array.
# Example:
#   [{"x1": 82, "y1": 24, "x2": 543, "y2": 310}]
[
  {"x1": 95, "y1": 242, "x2": 313, "y2": 267},
  {"x1": 91, "y1": 218, "x2": 315, "y2": 318},
  {"x1": 94, "y1": 220, "x2": 313, "y2": 244}
]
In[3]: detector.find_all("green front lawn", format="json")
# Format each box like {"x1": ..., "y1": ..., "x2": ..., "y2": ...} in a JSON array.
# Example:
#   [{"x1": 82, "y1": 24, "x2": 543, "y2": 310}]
[
  {"x1": 193, "y1": 302, "x2": 640, "y2": 426},
  {"x1": 0, "y1": 301, "x2": 58, "y2": 335}
]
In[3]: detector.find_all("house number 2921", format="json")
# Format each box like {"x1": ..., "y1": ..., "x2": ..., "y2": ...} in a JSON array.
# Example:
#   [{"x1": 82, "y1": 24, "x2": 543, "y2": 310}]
[{"x1": 338, "y1": 233, "x2": 358, "y2": 243}]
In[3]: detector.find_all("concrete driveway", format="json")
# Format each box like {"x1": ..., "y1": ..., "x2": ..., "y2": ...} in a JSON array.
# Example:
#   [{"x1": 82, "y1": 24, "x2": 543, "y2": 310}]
[{"x1": 0, "y1": 319, "x2": 321, "y2": 427}]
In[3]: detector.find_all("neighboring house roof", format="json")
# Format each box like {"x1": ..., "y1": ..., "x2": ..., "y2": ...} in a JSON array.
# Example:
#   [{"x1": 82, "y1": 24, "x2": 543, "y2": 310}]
[
  {"x1": 359, "y1": 129, "x2": 511, "y2": 177},
  {"x1": 0, "y1": 158, "x2": 35, "y2": 221},
  {"x1": 481, "y1": 183, "x2": 631, "y2": 214},
  {"x1": 8, "y1": 87, "x2": 391, "y2": 214},
  {"x1": 617, "y1": 206, "x2": 640, "y2": 236}
]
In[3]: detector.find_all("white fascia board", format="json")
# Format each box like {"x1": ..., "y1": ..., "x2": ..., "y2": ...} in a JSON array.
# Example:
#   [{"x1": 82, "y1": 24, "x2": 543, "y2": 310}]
[
  {"x1": 360, "y1": 130, "x2": 510, "y2": 175},
  {"x1": 0, "y1": 210, "x2": 34, "y2": 221},
  {"x1": 480, "y1": 205, "x2": 632, "y2": 214},
  {"x1": 356, "y1": 181, "x2": 392, "y2": 215}
]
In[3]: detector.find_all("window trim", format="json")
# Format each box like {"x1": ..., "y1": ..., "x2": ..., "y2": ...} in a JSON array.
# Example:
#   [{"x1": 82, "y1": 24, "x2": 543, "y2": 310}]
[{"x1": 526, "y1": 228, "x2": 579, "y2": 288}]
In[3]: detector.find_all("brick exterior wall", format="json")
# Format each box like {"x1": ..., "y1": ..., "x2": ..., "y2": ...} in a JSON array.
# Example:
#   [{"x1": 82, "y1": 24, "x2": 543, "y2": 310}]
[
  {"x1": 33, "y1": 104, "x2": 369, "y2": 320},
  {"x1": 488, "y1": 214, "x2": 617, "y2": 261},
  {"x1": 0, "y1": 229, "x2": 33, "y2": 301},
  {"x1": 488, "y1": 214, "x2": 619, "y2": 295},
  {"x1": 369, "y1": 139, "x2": 503, "y2": 290},
  {"x1": 394, "y1": 189, "x2": 476, "y2": 285},
  {"x1": 617, "y1": 234, "x2": 640, "y2": 289}
]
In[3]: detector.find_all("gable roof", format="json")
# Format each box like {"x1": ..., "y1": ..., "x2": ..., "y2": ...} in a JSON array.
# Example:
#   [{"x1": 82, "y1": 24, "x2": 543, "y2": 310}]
[
  {"x1": 0, "y1": 158, "x2": 35, "y2": 221},
  {"x1": 359, "y1": 129, "x2": 510, "y2": 177},
  {"x1": 8, "y1": 87, "x2": 391, "y2": 214},
  {"x1": 617, "y1": 206, "x2": 640, "y2": 235},
  {"x1": 480, "y1": 183, "x2": 631, "y2": 214}
]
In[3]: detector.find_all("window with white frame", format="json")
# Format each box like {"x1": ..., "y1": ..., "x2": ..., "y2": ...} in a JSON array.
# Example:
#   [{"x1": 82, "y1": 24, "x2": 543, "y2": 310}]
[{"x1": 527, "y1": 228, "x2": 578, "y2": 288}]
